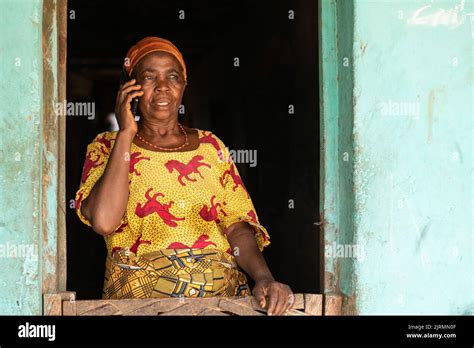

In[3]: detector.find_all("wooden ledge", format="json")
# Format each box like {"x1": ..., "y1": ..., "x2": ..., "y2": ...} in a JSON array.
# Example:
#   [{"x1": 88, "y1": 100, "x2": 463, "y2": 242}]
[{"x1": 44, "y1": 292, "x2": 324, "y2": 316}]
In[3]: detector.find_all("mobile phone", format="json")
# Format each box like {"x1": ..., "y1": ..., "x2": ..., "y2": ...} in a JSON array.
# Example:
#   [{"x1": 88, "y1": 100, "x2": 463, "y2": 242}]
[{"x1": 119, "y1": 69, "x2": 139, "y2": 116}]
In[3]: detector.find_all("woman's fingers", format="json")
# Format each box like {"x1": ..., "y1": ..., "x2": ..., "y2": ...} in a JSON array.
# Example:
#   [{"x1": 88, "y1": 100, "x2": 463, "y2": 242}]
[
  {"x1": 120, "y1": 78, "x2": 137, "y2": 89},
  {"x1": 120, "y1": 84, "x2": 142, "y2": 98},
  {"x1": 116, "y1": 81, "x2": 141, "y2": 108},
  {"x1": 274, "y1": 290, "x2": 288, "y2": 316},
  {"x1": 117, "y1": 79, "x2": 136, "y2": 96},
  {"x1": 254, "y1": 281, "x2": 294, "y2": 315},
  {"x1": 252, "y1": 286, "x2": 266, "y2": 309},
  {"x1": 124, "y1": 90, "x2": 144, "y2": 106},
  {"x1": 266, "y1": 288, "x2": 279, "y2": 315},
  {"x1": 115, "y1": 78, "x2": 140, "y2": 134},
  {"x1": 267, "y1": 284, "x2": 294, "y2": 315}
]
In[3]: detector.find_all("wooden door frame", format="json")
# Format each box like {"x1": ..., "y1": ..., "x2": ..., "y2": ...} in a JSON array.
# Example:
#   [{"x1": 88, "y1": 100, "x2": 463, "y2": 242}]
[
  {"x1": 42, "y1": 0, "x2": 352, "y2": 315},
  {"x1": 319, "y1": 0, "x2": 356, "y2": 314},
  {"x1": 42, "y1": 0, "x2": 67, "y2": 294}
]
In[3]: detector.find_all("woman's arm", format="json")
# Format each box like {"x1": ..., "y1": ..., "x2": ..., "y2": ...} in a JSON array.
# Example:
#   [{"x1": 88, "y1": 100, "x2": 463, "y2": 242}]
[
  {"x1": 225, "y1": 222, "x2": 294, "y2": 316},
  {"x1": 81, "y1": 79, "x2": 143, "y2": 235},
  {"x1": 81, "y1": 131, "x2": 134, "y2": 235}
]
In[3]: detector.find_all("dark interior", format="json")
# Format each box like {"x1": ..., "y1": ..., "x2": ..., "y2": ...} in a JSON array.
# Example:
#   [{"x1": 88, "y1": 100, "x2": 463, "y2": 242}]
[{"x1": 66, "y1": 0, "x2": 320, "y2": 299}]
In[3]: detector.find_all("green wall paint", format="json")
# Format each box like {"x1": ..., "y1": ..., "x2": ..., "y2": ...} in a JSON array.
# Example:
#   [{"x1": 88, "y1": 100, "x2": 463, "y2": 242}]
[
  {"x1": 351, "y1": 0, "x2": 473, "y2": 314},
  {"x1": 0, "y1": 0, "x2": 43, "y2": 315}
]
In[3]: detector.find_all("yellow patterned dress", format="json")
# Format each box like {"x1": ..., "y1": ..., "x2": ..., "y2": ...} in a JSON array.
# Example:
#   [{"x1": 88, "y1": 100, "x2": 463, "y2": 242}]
[{"x1": 75, "y1": 129, "x2": 270, "y2": 299}]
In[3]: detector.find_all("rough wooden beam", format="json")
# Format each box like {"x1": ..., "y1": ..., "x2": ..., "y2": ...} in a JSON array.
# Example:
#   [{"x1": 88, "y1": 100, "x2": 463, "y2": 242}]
[
  {"x1": 61, "y1": 292, "x2": 77, "y2": 316},
  {"x1": 304, "y1": 293, "x2": 323, "y2": 315},
  {"x1": 218, "y1": 298, "x2": 265, "y2": 316},
  {"x1": 56, "y1": 0, "x2": 68, "y2": 293},
  {"x1": 41, "y1": 0, "x2": 68, "y2": 298},
  {"x1": 324, "y1": 293, "x2": 342, "y2": 315},
  {"x1": 46, "y1": 294, "x2": 321, "y2": 316},
  {"x1": 44, "y1": 294, "x2": 62, "y2": 315}
]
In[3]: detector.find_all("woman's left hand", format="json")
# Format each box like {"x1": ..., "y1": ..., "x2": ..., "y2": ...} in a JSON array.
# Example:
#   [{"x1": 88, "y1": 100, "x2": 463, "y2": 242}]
[{"x1": 252, "y1": 278, "x2": 294, "y2": 316}]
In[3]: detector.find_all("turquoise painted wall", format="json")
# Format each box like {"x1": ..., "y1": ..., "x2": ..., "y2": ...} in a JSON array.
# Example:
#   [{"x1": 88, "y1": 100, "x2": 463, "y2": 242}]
[
  {"x1": 0, "y1": 0, "x2": 43, "y2": 314},
  {"x1": 0, "y1": 0, "x2": 470, "y2": 316},
  {"x1": 352, "y1": 0, "x2": 473, "y2": 314}
]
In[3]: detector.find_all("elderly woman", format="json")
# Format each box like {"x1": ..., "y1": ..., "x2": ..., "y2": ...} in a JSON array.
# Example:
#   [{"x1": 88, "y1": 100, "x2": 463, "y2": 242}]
[{"x1": 75, "y1": 37, "x2": 293, "y2": 315}]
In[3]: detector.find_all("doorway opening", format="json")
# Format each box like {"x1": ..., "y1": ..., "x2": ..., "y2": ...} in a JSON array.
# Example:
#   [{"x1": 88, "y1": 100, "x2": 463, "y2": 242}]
[{"x1": 66, "y1": 0, "x2": 320, "y2": 299}]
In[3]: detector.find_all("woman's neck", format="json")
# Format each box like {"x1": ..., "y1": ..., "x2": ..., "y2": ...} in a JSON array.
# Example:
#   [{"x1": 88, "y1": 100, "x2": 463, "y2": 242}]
[{"x1": 138, "y1": 118, "x2": 181, "y2": 139}]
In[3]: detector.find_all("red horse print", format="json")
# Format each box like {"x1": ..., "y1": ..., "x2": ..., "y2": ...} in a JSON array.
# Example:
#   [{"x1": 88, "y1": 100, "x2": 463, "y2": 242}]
[
  {"x1": 220, "y1": 164, "x2": 249, "y2": 198},
  {"x1": 129, "y1": 152, "x2": 150, "y2": 176},
  {"x1": 164, "y1": 155, "x2": 211, "y2": 186},
  {"x1": 135, "y1": 188, "x2": 185, "y2": 227},
  {"x1": 81, "y1": 151, "x2": 104, "y2": 183},
  {"x1": 199, "y1": 131, "x2": 224, "y2": 161},
  {"x1": 95, "y1": 133, "x2": 112, "y2": 153},
  {"x1": 167, "y1": 234, "x2": 217, "y2": 249},
  {"x1": 130, "y1": 233, "x2": 152, "y2": 254},
  {"x1": 199, "y1": 195, "x2": 227, "y2": 223}
]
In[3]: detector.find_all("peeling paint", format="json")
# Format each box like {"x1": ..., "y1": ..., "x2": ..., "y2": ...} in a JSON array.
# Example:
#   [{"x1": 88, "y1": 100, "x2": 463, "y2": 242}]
[{"x1": 359, "y1": 40, "x2": 367, "y2": 55}]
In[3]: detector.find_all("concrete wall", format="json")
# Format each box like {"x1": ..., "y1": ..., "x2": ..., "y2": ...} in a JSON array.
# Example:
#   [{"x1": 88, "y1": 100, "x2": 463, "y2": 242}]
[
  {"x1": 351, "y1": 0, "x2": 473, "y2": 314},
  {"x1": 0, "y1": 0, "x2": 43, "y2": 314}
]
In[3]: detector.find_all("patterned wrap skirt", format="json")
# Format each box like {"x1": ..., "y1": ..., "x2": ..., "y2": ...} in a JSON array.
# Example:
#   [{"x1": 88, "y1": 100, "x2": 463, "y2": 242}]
[{"x1": 103, "y1": 248, "x2": 251, "y2": 299}]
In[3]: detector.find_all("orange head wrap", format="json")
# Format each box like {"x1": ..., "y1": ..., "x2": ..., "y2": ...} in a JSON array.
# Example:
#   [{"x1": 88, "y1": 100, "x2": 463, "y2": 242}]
[{"x1": 123, "y1": 36, "x2": 187, "y2": 82}]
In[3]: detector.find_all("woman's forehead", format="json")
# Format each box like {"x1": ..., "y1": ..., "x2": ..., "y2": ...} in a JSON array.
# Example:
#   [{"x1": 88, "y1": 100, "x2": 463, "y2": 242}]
[{"x1": 135, "y1": 51, "x2": 182, "y2": 73}]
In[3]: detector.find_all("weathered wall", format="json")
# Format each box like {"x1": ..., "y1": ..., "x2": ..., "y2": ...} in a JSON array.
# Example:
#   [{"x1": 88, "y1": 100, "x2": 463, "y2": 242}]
[
  {"x1": 0, "y1": 0, "x2": 470, "y2": 315},
  {"x1": 0, "y1": 0, "x2": 43, "y2": 314},
  {"x1": 352, "y1": 0, "x2": 473, "y2": 314}
]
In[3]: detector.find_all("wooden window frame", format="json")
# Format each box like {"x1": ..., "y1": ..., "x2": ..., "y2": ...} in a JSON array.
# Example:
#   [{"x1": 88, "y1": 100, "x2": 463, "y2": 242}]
[{"x1": 42, "y1": 0, "x2": 352, "y2": 315}]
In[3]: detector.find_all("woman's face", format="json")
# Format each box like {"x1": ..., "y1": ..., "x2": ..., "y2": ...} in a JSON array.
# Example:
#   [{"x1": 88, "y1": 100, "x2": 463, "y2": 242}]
[{"x1": 133, "y1": 51, "x2": 186, "y2": 121}]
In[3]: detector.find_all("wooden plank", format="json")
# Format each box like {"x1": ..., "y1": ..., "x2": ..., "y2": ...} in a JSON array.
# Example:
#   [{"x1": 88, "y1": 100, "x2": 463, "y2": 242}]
[
  {"x1": 79, "y1": 303, "x2": 122, "y2": 316},
  {"x1": 292, "y1": 293, "x2": 305, "y2": 309},
  {"x1": 75, "y1": 300, "x2": 119, "y2": 316},
  {"x1": 218, "y1": 298, "x2": 265, "y2": 316},
  {"x1": 228, "y1": 296, "x2": 258, "y2": 308},
  {"x1": 62, "y1": 298, "x2": 77, "y2": 316},
  {"x1": 126, "y1": 300, "x2": 186, "y2": 316},
  {"x1": 56, "y1": 293, "x2": 322, "y2": 316},
  {"x1": 41, "y1": 0, "x2": 59, "y2": 297},
  {"x1": 304, "y1": 293, "x2": 323, "y2": 315},
  {"x1": 158, "y1": 303, "x2": 194, "y2": 316},
  {"x1": 285, "y1": 309, "x2": 310, "y2": 316},
  {"x1": 44, "y1": 294, "x2": 62, "y2": 316},
  {"x1": 76, "y1": 299, "x2": 147, "y2": 315},
  {"x1": 56, "y1": 0, "x2": 68, "y2": 293},
  {"x1": 58, "y1": 291, "x2": 76, "y2": 302},
  {"x1": 42, "y1": 292, "x2": 75, "y2": 316},
  {"x1": 324, "y1": 293, "x2": 342, "y2": 316},
  {"x1": 40, "y1": 0, "x2": 68, "y2": 297},
  {"x1": 197, "y1": 307, "x2": 228, "y2": 316}
]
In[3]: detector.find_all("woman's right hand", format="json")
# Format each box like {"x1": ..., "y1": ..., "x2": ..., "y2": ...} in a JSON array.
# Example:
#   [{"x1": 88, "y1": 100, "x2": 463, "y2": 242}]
[{"x1": 115, "y1": 78, "x2": 143, "y2": 136}]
